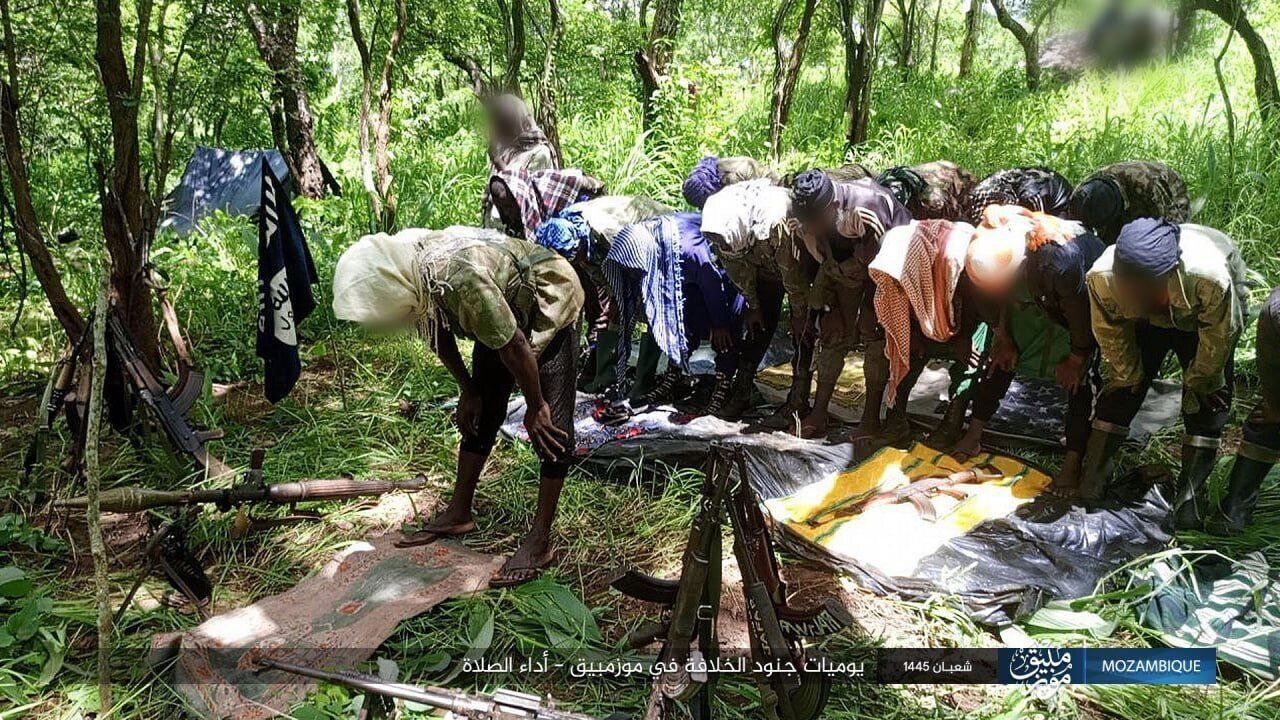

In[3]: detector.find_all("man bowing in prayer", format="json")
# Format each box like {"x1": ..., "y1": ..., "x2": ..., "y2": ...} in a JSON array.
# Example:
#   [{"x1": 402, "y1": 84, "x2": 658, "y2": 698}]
[
  {"x1": 789, "y1": 170, "x2": 911, "y2": 439},
  {"x1": 332, "y1": 226, "x2": 584, "y2": 587},
  {"x1": 1083, "y1": 218, "x2": 1249, "y2": 528}
]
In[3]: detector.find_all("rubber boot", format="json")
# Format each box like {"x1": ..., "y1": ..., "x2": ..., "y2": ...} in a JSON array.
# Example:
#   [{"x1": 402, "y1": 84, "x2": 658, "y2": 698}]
[
  {"x1": 584, "y1": 329, "x2": 620, "y2": 394},
  {"x1": 716, "y1": 368, "x2": 760, "y2": 420},
  {"x1": 1077, "y1": 420, "x2": 1128, "y2": 505},
  {"x1": 1215, "y1": 442, "x2": 1277, "y2": 534},
  {"x1": 628, "y1": 332, "x2": 663, "y2": 403},
  {"x1": 1172, "y1": 435, "x2": 1219, "y2": 531},
  {"x1": 758, "y1": 368, "x2": 813, "y2": 429}
]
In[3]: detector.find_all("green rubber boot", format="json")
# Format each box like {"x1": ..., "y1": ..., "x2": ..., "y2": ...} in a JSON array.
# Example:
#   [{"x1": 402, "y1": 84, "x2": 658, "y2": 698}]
[
  {"x1": 1214, "y1": 441, "x2": 1277, "y2": 534},
  {"x1": 1172, "y1": 436, "x2": 1219, "y2": 531},
  {"x1": 1077, "y1": 420, "x2": 1128, "y2": 504}
]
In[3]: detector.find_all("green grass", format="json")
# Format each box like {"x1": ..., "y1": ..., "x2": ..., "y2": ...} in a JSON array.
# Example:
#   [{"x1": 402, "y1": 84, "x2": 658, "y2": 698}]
[{"x1": 6, "y1": 24, "x2": 1280, "y2": 720}]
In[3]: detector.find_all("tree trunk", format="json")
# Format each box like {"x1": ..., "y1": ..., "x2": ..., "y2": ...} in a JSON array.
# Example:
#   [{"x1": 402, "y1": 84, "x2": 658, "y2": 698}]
[
  {"x1": 892, "y1": 0, "x2": 919, "y2": 75},
  {"x1": 95, "y1": 0, "x2": 160, "y2": 367},
  {"x1": 1174, "y1": 1, "x2": 1198, "y2": 57},
  {"x1": 928, "y1": 0, "x2": 943, "y2": 73},
  {"x1": 636, "y1": 0, "x2": 681, "y2": 130},
  {"x1": 1192, "y1": 0, "x2": 1280, "y2": 127},
  {"x1": 375, "y1": 0, "x2": 406, "y2": 227},
  {"x1": 346, "y1": 0, "x2": 405, "y2": 229},
  {"x1": 345, "y1": 0, "x2": 380, "y2": 225},
  {"x1": 497, "y1": 0, "x2": 526, "y2": 91},
  {"x1": 0, "y1": 0, "x2": 84, "y2": 338},
  {"x1": 958, "y1": 0, "x2": 982, "y2": 76},
  {"x1": 148, "y1": 0, "x2": 202, "y2": 201},
  {"x1": 768, "y1": 0, "x2": 818, "y2": 158},
  {"x1": 534, "y1": 0, "x2": 565, "y2": 163},
  {"x1": 246, "y1": 0, "x2": 326, "y2": 199},
  {"x1": 989, "y1": 0, "x2": 1039, "y2": 90},
  {"x1": 838, "y1": 0, "x2": 884, "y2": 147}
]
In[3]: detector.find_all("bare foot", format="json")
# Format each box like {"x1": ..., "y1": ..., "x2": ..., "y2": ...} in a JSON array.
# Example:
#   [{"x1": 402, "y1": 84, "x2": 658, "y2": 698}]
[
  {"x1": 396, "y1": 510, "x2": 477, "y2": 547},
  {"x1": 490, "y1": 535, "x2": 556, "y2": 588}
]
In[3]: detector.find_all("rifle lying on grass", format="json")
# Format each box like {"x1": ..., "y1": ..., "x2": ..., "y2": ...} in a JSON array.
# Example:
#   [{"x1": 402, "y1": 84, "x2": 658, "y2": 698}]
[
  {"x1": 804, "y1": 463, "x2": 1003, "y2": 526},
  {"x1": 58, "y1": 449, "x2": 426, "y2": 615},
  {"x1": 54, "y1": 449, "x2": 426, "y2": 515},
  {"x1": 256, "y1": 658, "x2": 609, "y2": 720}
]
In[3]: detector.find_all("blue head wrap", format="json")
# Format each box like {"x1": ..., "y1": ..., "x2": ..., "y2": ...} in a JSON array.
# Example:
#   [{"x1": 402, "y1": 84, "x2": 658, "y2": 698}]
[
  {"x1": 1114, "y1": 218, "x2": 1181, "y2": 278},
  {"x1": 682, "y1": 156, "x2": 723, "y2": 209},
  {"x1": 534, "y1": 212, "x2": 591, "y2": 258}
]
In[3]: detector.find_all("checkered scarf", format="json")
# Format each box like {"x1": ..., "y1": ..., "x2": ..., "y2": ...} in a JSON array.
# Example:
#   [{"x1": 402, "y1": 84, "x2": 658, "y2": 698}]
[
  {"x1": 869, "y1": 220, "x2": 975, "y2": 406},
  {"x1": 493, "y1": 168, "x2": 589, "y2": 241}
]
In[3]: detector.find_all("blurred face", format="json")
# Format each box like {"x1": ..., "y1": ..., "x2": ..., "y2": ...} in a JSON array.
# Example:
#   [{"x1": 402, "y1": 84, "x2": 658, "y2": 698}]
[
  {"x1": 1115, "y1": 272, "x2": 1171, "y2": 314},
  {"x1": 490, "y1": 179, "x2": 523, "y2": 237},
  {"x1": 797, "y1": 204, "x2": 837, "y2": 260}
]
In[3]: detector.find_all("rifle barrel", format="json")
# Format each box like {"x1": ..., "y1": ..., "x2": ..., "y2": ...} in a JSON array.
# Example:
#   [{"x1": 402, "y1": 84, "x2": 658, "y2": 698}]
[
  {"x1": 258, "y1": 658, "x2": 601, "y2": 719},
  {"x1": 258, "y1": 658, "x2": 476, "y2": 712},
  {"x1": 54, "y1": 476, "x2": 427, "y2": 513}
]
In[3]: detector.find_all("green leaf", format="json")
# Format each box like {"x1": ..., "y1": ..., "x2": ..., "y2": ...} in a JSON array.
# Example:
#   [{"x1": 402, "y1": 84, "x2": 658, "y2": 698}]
[
  {"x1": 1022, "y1": 604, "x2": 1117, "y2": 638},
  {"x1": 7, "y1": 599, "x2": 46, "y2": 642},
  {"x1": 0, "y1": 567, "x2": 31, "y2": 598}
]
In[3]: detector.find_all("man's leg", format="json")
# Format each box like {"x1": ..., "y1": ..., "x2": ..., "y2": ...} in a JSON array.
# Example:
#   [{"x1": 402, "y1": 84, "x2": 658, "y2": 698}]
[
  {"x1": 1170, "y1": 330, "x2": 1235, "y2": 530},
  {"x1": 928, "y1": 327, "x2": 989, "y2": 449},
  {"x1": 723, "y1": 277, "x2": 785, "y2": 419},
  {"x1": 1057, "y1": 359, "x2": 1102, "y2": 495},
  {"x1": 803, "y1": 300, "x2": 852, "y2": 437},
  {"x1": 1080, "y1": 323, "x2": 1168, "y2": 503},
  {"x1": 417, "y1": 344, "x2": 514, "y2": 538},
  {"x1": 499, "y1": 328, "x2": 578, "y2": 583},
  {"x1": 1218, "y1": 290, "x2": 1280, "y2": 533}
]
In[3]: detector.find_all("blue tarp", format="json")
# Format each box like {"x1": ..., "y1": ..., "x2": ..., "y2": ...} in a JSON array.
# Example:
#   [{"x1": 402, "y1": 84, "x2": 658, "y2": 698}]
[{"x1": 160, "y1": 147, "x2": 337, "y2": 236}]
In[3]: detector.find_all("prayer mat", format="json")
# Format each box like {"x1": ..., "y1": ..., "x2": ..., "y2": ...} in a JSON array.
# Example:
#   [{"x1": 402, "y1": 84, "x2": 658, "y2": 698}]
[
  {"x1": 153, "y1": 536, "x2": 501, "y2": 719},
  {"x1": 756, "y1": 354, "x2": 1183, "y2": 448},
  {"x1": 764, "y1": 443, "x2": 1051, "y2": 578},
  {"x1": 734, "y1": 442, "x2": 1171, "y2": 626}
]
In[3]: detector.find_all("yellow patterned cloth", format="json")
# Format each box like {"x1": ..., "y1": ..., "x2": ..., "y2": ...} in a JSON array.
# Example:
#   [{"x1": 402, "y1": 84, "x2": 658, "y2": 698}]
[{"x1": 764, "y1": 443, "x2": 1050, "y2": 577}]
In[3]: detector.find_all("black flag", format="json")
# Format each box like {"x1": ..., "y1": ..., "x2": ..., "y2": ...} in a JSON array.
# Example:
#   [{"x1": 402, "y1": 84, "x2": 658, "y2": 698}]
[{"x1": 257, "y1": 159, "x2": 318, "y2": 403}]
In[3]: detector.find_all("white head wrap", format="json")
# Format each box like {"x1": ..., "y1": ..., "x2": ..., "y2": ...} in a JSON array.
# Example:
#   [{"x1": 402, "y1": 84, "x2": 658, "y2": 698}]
[
  {"x1": 332, "y1": 226, "x2": 499, "y2": 343},
  {"x1": 700, "y1": 179, "x2": 791, "y2": 257}
]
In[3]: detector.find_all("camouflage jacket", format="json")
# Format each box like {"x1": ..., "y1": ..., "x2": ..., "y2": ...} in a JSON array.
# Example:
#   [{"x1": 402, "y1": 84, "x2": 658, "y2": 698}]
[
  {"x1": 437, "y1": 235, "x2": 584, "y2": 352},
  {"x1": 1086, "y1": 224, "x2": 1248, "y2": 406},
  {"x1": 1088, "y1": 160, "x2": 1190, "y2": 225}
]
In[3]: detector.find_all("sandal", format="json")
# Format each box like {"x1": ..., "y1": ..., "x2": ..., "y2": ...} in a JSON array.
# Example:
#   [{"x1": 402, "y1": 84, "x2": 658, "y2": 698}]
[{"x1": 489, "y1": 550, "x2": 557, "y2": 589}]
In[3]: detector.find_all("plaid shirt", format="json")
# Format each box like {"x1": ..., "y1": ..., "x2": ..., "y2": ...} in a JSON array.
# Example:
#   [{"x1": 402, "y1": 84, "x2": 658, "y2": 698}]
[
  {"x1": 963, "y1": 167, "x2": 1073, "y2": 225},
  {"x1": 494, "y1": 168, "x2": 590, "y2": 241}
]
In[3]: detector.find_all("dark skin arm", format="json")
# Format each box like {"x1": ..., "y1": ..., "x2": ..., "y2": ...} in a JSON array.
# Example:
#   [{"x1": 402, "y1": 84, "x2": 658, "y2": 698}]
[
  {"x1": 433, "y1": 331, "x2": 482, "y2": 437},
  {"x1": 497, "y1": 329, "x2": 569, "y2": 457}
]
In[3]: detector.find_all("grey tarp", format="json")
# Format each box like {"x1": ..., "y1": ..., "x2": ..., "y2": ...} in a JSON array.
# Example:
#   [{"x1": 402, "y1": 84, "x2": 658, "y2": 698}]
[
  {"x1": 500, "y1": 400, "x2": 1172, "y2": 626},
  {"x1": 160, "y1": 147, "x2": 339, "y2": 236}
]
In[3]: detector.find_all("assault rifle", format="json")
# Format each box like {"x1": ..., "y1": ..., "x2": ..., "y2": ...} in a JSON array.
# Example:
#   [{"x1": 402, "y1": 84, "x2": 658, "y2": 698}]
[
  {"x1": 611, "y1": 444, "x2": 851, "y2": 720},
  {"x1": 256, "y1": 658, "x2": 608, "y2": 720},
  {"x1": 804, "y1": 463, "x2": 1003, "y2": 526},
  {"x1": 56, "y1": 450, "x2": 426, "y2": 515}
]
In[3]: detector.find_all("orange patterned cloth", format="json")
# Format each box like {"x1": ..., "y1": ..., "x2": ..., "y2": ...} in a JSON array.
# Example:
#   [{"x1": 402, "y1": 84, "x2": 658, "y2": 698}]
[{"x1": 869, "y1": 220, "x2": 975, "y2": 405}]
